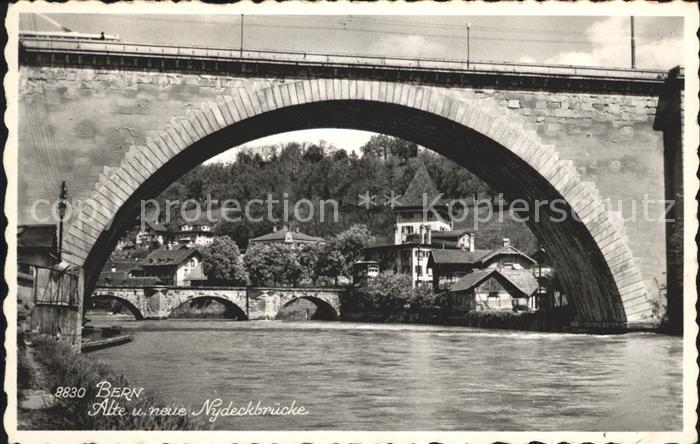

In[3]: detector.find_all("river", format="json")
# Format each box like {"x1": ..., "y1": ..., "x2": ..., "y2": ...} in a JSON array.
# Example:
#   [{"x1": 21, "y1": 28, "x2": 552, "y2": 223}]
[{"x1": 88, "y1": 319, "x2": 683, "y2": 431}]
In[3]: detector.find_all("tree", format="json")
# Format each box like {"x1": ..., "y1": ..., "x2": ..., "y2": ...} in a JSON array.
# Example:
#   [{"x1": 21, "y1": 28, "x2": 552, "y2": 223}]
[
  {"x1": 276, "y1": 244, "x2": 304, "y2": 286},
  {"x1": 316, "y1": 247, "x2": 346, "y2": 286},
  {"x1": 243, "y1": 243, "x2": 303, "y2": 286},
  {"x1": 360, "y1": 134, "x2": 418, "y2": 163},
  {"x1": 328, "y1": 224, "x2": 375, "y2": 277},
  {"x1": 298, "y1": 243, "x2": 322, "y2": 285},
  {"x1": 202, "y1": 236, "x2": 248, "y2": 285},
  {"x1": 357, "y1": 271, "x2": 414, "y2": 311},
  {"x1": 243, "y1": 243, "x2": 279, "y2": 286}
]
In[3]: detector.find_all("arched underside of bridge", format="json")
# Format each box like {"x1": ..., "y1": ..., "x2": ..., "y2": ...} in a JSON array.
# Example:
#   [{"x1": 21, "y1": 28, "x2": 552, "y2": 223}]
[
  {"x1": 169, "y1": 296, "x2": 248, "y2": 320},
  {"x1": 62, "y1": 80, "x2": 654, "y2": 330},
  {"x1": 276, "y1": 296, "x2": 340, "y2": 321},
  {"x1": 90, "y1": 294, "x2": 145, "y2": 320}
]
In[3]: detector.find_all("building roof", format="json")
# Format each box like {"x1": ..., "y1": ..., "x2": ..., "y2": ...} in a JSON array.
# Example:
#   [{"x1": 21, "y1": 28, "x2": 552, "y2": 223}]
[
  {"x1": 96, "y1": 273, "x2": 162, "y2": 287},
  {"x1": 17, "y1": 224, "x2": 57, "y2": 250},
  {"x1": 143, "y1": 246, "x2": 201, "y2": 267},
  {"x1": 479, "y1": 245, "x2": 537, "y2": 266},
  {"x1": 449, "y1": 269, "x2": 498, "y2": 292},
  {"x1": 449, "y1": 268, "x2": 538, "y2": 298},
  {"x1": 104, "y1": 261, "x2": 142, "y2": 274},
  {"x1": 249, "y1": 227, "x2": 325, "y2": 244},
  {"x1": 499, "y1": 268, "x2": 539, "y2": 296},
  {"x1": 430, "y1": 229, "x2": 472, "y2": 239},
  {"x1": 396, "y1": 162, "x2": 447, "y2": 208},
  {"x1": 428, "y1": 249, "x2": 490, "y2": 265}
]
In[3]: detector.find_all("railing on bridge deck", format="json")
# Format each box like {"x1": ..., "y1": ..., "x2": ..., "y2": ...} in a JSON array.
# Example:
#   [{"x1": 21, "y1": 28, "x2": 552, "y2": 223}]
[{"x1": 19, "y1": 37, "x2": 676, "y2": 83}]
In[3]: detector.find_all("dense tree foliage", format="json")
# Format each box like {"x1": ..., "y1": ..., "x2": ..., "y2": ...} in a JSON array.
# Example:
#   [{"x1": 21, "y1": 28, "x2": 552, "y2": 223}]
[
  {"x1": 346, "y1": 271, "x2": 447, "y2": 321},
  {"x1": 201, "y1": 236, "x2": 248, "y2": 285},
  {"x1": 242, "y1": 224, "x2": 374, "y2": 287},
  {"x1": 144, "y1": 136, "x2": 537, "y2": 253}
]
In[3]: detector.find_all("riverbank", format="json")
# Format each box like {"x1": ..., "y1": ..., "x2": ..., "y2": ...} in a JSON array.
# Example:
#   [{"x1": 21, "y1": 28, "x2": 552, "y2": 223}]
[
  {"x1": 17, "y1": 333, "x2": 209, "y2": 430},
  {"x1": 341, "y1": 307, "x2": 574, "y2": 332}
]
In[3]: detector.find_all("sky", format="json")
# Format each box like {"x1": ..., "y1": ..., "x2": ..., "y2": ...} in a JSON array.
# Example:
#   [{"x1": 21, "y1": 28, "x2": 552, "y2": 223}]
[{"x1": 20, "y1": 13, "x2": 685, "y2": 164}]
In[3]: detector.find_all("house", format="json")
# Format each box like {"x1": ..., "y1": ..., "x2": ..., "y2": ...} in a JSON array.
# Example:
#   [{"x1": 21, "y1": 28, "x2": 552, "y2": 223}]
[
  {"x1": 393, "y1": 162, "x2": 454, "y2": 245},
  {"x1": 352, "y1": 260, "x2": 380, "y2": 285},
  {"x1": 183, "y1": 262, "x2": 208, "y2": 287},
  {"x1": 363, "y1": 163, "x2": 471, "y2": 288},
  {"x1": 135, "y1": 221, "x2": 168, "y2": 247},
  {"x1": 17, "y1": 224, "x2": 58, "y2": 268},
  {"x1": 248, "y1": 225, "x2": 325, "y2": 248},
  {"x1": 137, "y1": 245, "x2": 202, "y2": 286},
  {"x1": 427, "y1": 248, "x2": 491, "y2": 290},
  {"x1": 17, "y1": 224, "x2": 59, "y2": 331},
  {"x1": 446, "y1": 268, "x2": 538, "y2": 313},
  {"x1": 174, "y1": 216, "x2": 215, "y2": 247},
  {"x1": 428, "y1": 228, "x2": 474, "y2": 250},
  {"x1": 478, "y1": 238, "x2": 537, "y2": 270}
]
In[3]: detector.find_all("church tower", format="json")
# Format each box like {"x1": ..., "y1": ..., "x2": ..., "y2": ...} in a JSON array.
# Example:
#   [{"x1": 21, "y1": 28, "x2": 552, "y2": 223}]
[{"x1": 393, "y1": 162, "x2": 453, "y2": 245}]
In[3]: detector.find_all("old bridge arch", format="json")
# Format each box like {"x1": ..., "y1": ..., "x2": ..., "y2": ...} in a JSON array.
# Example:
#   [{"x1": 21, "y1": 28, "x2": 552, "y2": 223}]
[
  {"x1": 169, "y1": 296, "x2": 249, "y2": 320},
  {"x1": 63, "y1": 79, "x2": 654, "y2": 330},
  {"x1": 275, "y1": 296, "x2": 340, "y2": 321},
  {"x1": 90, "y1": 291, "x2": 145, "y2": 320}
]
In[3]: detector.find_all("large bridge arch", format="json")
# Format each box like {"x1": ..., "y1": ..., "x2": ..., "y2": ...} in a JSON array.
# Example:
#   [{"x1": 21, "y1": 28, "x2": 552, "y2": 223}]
[{"x1": 61, "y1": 79, "x2": 654, "y2": 330}]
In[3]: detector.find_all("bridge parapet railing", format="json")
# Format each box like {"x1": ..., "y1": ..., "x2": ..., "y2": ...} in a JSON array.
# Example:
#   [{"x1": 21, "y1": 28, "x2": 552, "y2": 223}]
[{"x1": 19, "y1": 38, "x2": 673, "y2": 82}]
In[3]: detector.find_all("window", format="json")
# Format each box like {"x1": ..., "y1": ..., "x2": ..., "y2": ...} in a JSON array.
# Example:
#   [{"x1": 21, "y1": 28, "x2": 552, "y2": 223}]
[{"x1": 415, "y1": 265, "x2": 422, "y2": 276}]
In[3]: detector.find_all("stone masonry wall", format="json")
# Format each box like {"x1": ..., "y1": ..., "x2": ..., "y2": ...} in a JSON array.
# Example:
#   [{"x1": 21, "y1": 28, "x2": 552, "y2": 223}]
[{"x1": 19, "y1": 66, "x2": 666, "y2": 302}]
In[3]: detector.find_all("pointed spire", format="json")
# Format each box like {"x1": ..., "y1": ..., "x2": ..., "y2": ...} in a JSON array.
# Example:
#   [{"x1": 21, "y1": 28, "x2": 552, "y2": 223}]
[{"x1": 397, "y1": 161, "x2": 443, "y2": 208}]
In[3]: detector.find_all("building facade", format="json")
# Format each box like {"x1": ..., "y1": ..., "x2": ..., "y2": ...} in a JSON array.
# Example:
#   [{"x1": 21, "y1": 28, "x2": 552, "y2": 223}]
[{"x1": 137, "y1": 245, "x2": 202, "y2": 286}]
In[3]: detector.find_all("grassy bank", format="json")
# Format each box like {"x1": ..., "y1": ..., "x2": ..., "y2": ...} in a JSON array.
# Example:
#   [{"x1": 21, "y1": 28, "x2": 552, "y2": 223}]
[{"x1": 18, "y1": 335, "x2": 209, "y2": 430}]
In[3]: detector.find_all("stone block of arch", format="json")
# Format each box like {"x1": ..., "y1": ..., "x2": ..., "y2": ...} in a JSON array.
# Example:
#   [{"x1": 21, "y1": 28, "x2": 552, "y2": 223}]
[{"x1": 69, "y1": 79, "x2": 654, "y2": 330}]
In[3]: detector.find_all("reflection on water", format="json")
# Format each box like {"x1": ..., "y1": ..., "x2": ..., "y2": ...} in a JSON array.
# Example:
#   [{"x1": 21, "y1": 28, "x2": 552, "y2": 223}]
[{"x1": 89, "y1": 319, "x2": 683, "y2": 431}]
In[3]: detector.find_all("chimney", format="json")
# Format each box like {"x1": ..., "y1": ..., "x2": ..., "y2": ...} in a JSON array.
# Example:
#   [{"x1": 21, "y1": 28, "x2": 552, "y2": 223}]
[
  {"x1": 110, "y1": 265, "x2": 116, "y2": 273},
  {"x1": 426, "y1": 225, "x2": 432, "y2": 245},
  {"x1": 273, "y1": 225, "x2": 277, "y2": 232},
  {"x1": 296, "y1": 227, "x2": 300, "y2": 233},
  {"x1": 419, "y1": 225, "x2": 425, "y2": 244},
  {"x1": 503, "y1": 237, "x2": 511, "y2": 247}
]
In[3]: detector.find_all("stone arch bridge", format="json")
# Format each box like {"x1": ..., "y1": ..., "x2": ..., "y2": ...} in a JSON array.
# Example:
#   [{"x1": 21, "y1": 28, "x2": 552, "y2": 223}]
[
  {"x1": 18, "y1": 40, "x2": 684, "y2": 332},
  {"x1": 91, "y1": 286, "x2": 343, "y2": 321}
]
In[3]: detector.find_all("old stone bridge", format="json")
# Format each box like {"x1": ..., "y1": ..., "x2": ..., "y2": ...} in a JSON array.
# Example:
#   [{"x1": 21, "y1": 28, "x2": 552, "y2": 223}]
[
  {"x1": 91, "y1": 286, "x2": 343, "y2": 321},
  {"x1": 17, "y1": 38, "x2": 684, "y2": 332}
]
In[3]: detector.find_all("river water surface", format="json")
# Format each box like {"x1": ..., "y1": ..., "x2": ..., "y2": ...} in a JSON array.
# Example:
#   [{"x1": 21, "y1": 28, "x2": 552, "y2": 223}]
[{"x1": 89, "y1": 319, "x2": 683, "y2": 430}]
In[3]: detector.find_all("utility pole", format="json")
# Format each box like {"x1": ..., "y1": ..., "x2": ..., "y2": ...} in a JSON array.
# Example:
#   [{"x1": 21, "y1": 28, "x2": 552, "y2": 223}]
[
  {"x1": 240, "y1": 14, "x2": 244, "y2": 58},
  {"x1": 630, "y1": 16, "x2": 636, "y2": 69},
  {"x1": 57, "y1": 181, "x2": 67, "y2": 261},
  {"x1": 466, "y1": 23, "x2": 471, "y2": 69}
]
